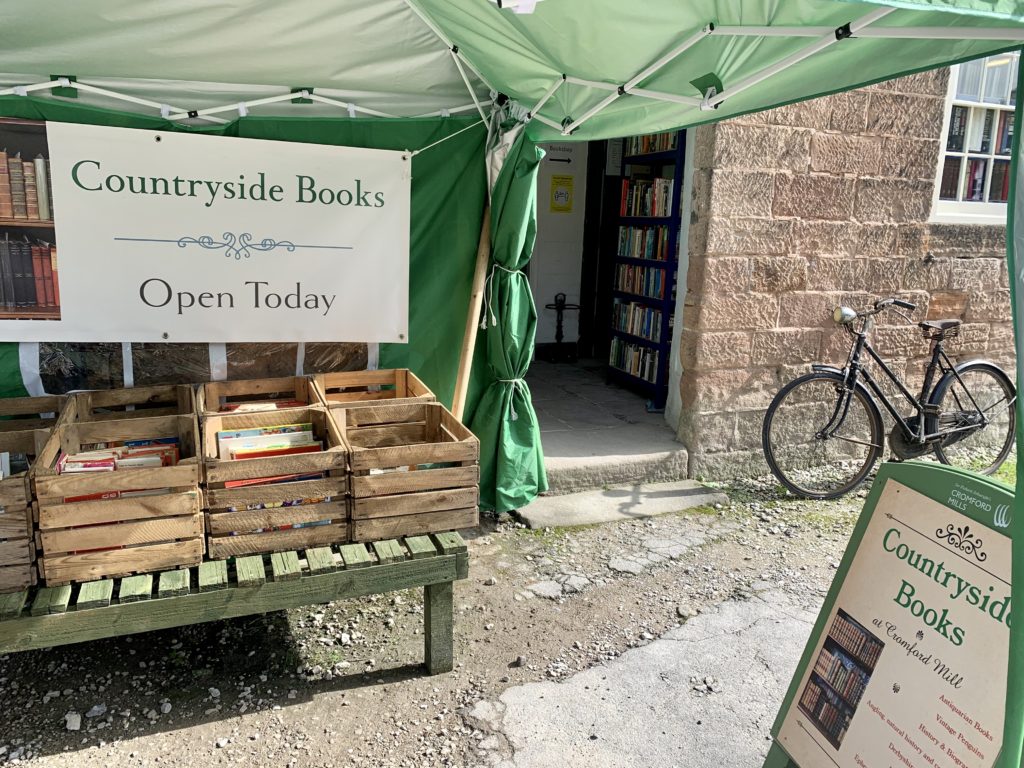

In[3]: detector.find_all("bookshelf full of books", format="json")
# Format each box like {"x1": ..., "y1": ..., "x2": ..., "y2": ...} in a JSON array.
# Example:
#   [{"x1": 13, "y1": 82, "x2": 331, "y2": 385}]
[
  {"x1": 0, "y1": 118, "x2": 61, "y2": 321},
  {"x1": 798, "y1": 609, "x2": 883, "y2": 749},
  {"x1": 608, "y1": 130, "x2": 684, "y2": 408}
]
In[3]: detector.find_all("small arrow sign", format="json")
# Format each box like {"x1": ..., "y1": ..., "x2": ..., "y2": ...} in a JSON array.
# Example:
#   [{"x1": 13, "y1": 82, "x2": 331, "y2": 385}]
[{"x1": 549, "y1": 157, "x2": 572, "y2": 164}]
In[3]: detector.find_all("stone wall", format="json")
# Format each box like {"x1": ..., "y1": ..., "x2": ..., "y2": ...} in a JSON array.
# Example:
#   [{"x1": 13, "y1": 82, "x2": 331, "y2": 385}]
[{"x1": 677, "y1": 68, "x2": 1014, "y2": 479}]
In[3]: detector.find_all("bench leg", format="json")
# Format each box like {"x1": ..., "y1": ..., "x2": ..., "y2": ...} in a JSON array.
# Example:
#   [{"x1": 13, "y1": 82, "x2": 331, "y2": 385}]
[{"x1": 424, "y1": 581, "x2": 454, "y2": 674}]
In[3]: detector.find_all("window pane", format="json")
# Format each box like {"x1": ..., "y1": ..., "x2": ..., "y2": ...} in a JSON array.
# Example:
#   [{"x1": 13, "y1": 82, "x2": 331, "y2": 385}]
[
  {"x1": 947, "y1": 105, "x2": 967, "y2": 151},
  {"x1": 966, "y1": 108, "x2": 995, "y2": 153},
  {"x1": 990, "y1": 159, "x2": 1011, "y2": 203},
  {"x1": 983, "y1": 56, "x2": 1014, "y2": 104},
  {"x1": 997, "y1": 111, "x2": 1014, "y2": 155},
  {"x1": 1011, "y1": 56, "x2": 1019, "y2": 106},
  {"x1": 957, "y1": 59, "x2": 984, "y2": 101},
  {"x1": 962, "y1": 157, "x2": 988, "y2": 201},
  {"x1": 939, "y1": 156, "x2": 962, "y2": 200}
]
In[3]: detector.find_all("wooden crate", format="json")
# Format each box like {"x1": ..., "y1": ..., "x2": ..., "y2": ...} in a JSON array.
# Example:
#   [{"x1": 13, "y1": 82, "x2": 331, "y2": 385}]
[
  {"x1": 33, "y1": 414, "x2": 203, "y2": 585},
  {"x1": 201, "y1": 407, "x2": 348, "y2": 558},
  {"x1": 0, "y1": 426, "x2": 49, "y2": 593},
  {"x1": 0, "y1": 394, "x2": 65, "y2": 433},
  {"x1": 339, "y1": 402, "x2": 479, "y2": 542},
  {"x1": 312, "y1": 369, "x2": 435, "y2": 408},
  {"x1": 61, "y1": 385, "x2": 194, "y2": 424},
  {"x1": 197, "y1": 376, "x2": 318, "y2": 415}
]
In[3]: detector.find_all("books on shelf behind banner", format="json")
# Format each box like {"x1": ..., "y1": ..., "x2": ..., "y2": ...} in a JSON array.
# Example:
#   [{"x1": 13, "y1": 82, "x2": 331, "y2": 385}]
[
  {"x1": 614, "y1": 263, "x2": 665, "y2": 300},
  {"x1": 619, "y1": 177, "x2": 673, "y2": 218},
  {"x1": 609, "y1": 336, "x2": 660, "y2": 383},
  {"x1": 0, "y1": 149, "x2": 53, "y2": 222},
  {"x1": 0, "y1": 235, "x2": 59, "y2": 311},
  {"x1": 624, "y1": 131, "x2": 677, "y2": 156},
  {"x1": 612, "y1": 298, "x2": 663, "y2": 342},
  {"x1": 617, "y1": 225, "x2": 670, "y2": 261}
]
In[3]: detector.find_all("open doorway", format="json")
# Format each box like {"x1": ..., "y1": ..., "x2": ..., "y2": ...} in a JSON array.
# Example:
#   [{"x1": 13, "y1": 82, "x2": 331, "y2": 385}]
[{"x1": 527, "y1": 134, "x2": 692, "y2": 493}]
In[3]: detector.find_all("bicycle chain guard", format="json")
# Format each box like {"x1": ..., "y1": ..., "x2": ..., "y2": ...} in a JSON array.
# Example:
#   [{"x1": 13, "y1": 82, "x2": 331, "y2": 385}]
[{"x1": 888, "y1": 417, "x2": 931, "y2": 460}]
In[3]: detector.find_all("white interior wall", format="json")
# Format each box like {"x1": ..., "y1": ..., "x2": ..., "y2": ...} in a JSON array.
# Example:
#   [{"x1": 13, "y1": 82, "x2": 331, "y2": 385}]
[{"x1": 530, "y1": 142, "x2": 589, "y2": 345}]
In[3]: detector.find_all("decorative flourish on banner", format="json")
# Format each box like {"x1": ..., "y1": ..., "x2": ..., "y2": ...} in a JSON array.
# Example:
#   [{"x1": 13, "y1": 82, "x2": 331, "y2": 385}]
[
  {"x1": 936, "y1": 523, "x2": 988, "y2": 562},
  {"x1": 114, "y1": 233, "x2": 352, "y2": 259}
]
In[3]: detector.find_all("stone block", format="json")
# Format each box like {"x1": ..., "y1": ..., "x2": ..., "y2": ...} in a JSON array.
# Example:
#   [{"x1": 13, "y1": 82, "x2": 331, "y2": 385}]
[
  {"x1": 853, "y1": 178, "x2": 932, "y2": 223},
  {"x1": 703, "y1": 256, "x2": 751, "y2": 293},
  {"x1": 926, "y1": 224, "x2": 1006, "y2": 256},
  {"x1": 805, "y1": 256, "x2": 901, "y2": 293},
  {"x1": 691, "y1": 124, "x2": 717, "y2": 170},
  {"x1": 713, "y1": 123, "x2": 811, "y2": 172},
  {"x1": 926, "y1": 290, "x2": 968, "y2": 320},
  {"x1": 689, "y1": 169, "x2": 712, "y2": 221},
  {"x1": 681, "y1": 367, "x2": 780, "y2": 412},
  {"x1": 904, "y1": 256, "x2": 953, "y2": 292},
  {"x1": 865, "y1": 93, "x2": 945, "y2": 139},
  {"x1": 872, "y1": 68, "x2": 949, "y2": 97},
  {"x1": 752, "y1": 328, "x2": 823, "y2": 365},
  {"x1": 880, "y1": 138, "x2": 942, "y2": 181},
  {"x1": 733, "y1": 410, "x2": 768, "y2": 452},
  {"x1": 944, "y1": 323, "x2": 990, "y2": 355},
  {"x1": 950, "y1": 258, "x2": 1006, "y2": 292},
  {"x1": 820, "y1": 328, "x2": 852, "y2": 362},
  {"x1": 896, "y1": 225, "x2": 928, "y2": 256},
  {"x1": 773, "y1": 174, "x2": 856, "y2": 220},
  {"x1": 678, "y1": 410, "x2": 736, "y2": 454},
  {"x1": 709, "y1": 170, "x2": 774, "y2": 217},
  {"x1": 810, "y1": 134, "x2": 882, "y2": 175},
  {"x1": 706, "y1": 217, "x2": 793, "y2": 255},
  {"x1": 966, "y1": 290, "x2": 1011, "y2": 323},
  {"x1": 765, "y1": 99, "x2": 832, "y2": 130},
  {"x1": 778, "y1": 292, "x2": 841, "y2": 328},
  {"x1": 856, "y1": 225, "x2": 898, "y2": 257},
  {"x1": 874, "y1": 325, "x2": 923, "y2": 358},
  {"x1": 750, "y1": 256, "x2": 807, "y2": 292},
  {"x1": 689, "y1": 449, "x2": 770, "y2": 483},
  {"x1": 792, "y1": 221, "x2": 859, "y2": 256},
  {"x1": 679, "y1": 330, "x2": 754, "y2": 371},
  {"x1": 829, "y1": 91, "x2": 870, "y2": 133},
  {"x1": 988, "y1": 323, "x2": 1015, "y2": 356},
  {"x1": 697, "y1": 292, "x2": 780, "y2": 331}
]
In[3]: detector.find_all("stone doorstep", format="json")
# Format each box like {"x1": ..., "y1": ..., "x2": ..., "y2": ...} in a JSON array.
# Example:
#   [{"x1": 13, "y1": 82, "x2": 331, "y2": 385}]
[{"x1": 518, "y1": 479, "x2": 729, "y2": 530}]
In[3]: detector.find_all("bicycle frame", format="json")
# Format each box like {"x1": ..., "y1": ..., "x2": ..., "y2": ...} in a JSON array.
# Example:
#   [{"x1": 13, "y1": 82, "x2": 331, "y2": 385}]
[{"x1": 826, "y1": 322, "x2": 989, "y2": 445}]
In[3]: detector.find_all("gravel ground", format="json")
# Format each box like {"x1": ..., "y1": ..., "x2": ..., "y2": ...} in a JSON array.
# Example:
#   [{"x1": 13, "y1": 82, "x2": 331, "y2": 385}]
[{"x1": 0, "y1": 477, "x2": 865, "y2": 767}]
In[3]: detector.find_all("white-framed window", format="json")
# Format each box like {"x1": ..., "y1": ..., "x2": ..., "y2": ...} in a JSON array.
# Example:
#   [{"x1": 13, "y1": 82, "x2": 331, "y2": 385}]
[{"x1": 931, "y1": 53, "x2": 1018, "y2": 225}]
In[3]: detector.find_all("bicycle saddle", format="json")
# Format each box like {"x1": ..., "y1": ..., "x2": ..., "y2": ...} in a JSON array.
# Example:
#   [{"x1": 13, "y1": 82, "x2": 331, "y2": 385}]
[{"x1": 918, "y1": 319, "x2": 962, "y2": 331}]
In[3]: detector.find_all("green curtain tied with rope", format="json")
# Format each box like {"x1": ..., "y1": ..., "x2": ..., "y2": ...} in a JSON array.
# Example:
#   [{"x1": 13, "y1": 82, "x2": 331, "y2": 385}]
[{"x1": 468, "y1": 133, "x2": 548, "y2": 513}]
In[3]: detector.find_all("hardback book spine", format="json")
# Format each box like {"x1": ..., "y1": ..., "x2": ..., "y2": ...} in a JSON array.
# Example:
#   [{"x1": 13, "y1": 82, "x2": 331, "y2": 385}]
[
  {"x1": 23, "y1": 161, "x2": 38, "y2": 220},
  {"x1": 45, "y1": 159, "x2": 54, "y2": 217},
  {"x1": 34, "y1": 155, "x2": 50, "y2": 220},
  {"x1": 7, "y1": 153, "x2": 26, "y2": 219},
  {"x1": 49, "y1": 244, "x2": 60, "y2": 307},
  {"x1": 0, "y1": 236, "x2": 8, "y2": 309},
  {"x1": 40, "y1": 244, "x2": 55, "y2": 306},
  {"x1": 15, "y1": 240, "x2": 34, "y2": 306},
  {"x1": 0, "y1": 149, "x2": 11, "y2": 219},
  {"x1": 31, "y1": 244, "x2": 46, "y2": 307}
]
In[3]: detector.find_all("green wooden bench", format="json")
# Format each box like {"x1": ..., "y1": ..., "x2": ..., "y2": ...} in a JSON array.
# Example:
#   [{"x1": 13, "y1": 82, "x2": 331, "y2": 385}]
[{"x1": 0, "y1": 532, "x2": 468, "y2": 674}]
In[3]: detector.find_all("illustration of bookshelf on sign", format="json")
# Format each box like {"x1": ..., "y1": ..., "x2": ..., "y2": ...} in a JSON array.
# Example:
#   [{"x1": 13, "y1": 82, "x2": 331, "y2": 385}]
[
  {"x1": 798, "y1": 608, "x2": 883, "y2": 749},
  {"x1": 0, "y1": 119, "x2": 61, "y2": 321}
]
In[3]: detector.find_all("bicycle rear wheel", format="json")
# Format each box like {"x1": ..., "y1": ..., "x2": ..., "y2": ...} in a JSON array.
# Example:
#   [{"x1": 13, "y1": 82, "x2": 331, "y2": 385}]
[
  {"x1": 930, "y1": 362, "x2": 1016, "y2": 475},
  {"x1": 762, "y1": 372, "x2": 884, "y2": 499}
]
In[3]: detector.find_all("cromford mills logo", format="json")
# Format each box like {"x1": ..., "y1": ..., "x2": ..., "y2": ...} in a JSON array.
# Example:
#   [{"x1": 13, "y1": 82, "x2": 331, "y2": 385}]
[
  {"x1": 993, "y1": 504, "x2": 1011, "y2": 529},
  {"x1": 947, "y1": 482, "x2": 1010, "y2": 530}
]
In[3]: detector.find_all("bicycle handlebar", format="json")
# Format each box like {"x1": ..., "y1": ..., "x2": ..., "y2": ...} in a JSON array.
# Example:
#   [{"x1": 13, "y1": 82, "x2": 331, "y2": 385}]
[{"x1": 869, "y1": 297, "x2": 917, "y2": 314}]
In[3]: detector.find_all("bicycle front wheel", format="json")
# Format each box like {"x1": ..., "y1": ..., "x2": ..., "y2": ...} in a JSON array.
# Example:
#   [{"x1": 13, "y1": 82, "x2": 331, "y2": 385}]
[
  {"x1": 762, "y1": 372, "x2": 884, "y2": 499},
  {"x1": 930, "y1": 362, "x2": 1016, "y2": 475}
]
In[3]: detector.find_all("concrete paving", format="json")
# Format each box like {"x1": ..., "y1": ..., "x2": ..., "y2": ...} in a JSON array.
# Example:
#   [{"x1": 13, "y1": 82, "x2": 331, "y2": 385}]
[
  {"x1": 528, "y1": 360, "x2": 689, "y2": 495},
  {"x1": 519, "y1": 479, "x2": 729, "y2": 529},
  {"x1": 467, "y1": 591, "x2": 820, "y2": 768}
]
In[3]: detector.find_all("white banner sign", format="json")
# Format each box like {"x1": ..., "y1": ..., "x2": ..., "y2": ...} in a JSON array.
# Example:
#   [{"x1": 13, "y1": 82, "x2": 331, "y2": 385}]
[{"x1": 0, "y1": 122, "x2": 410, "y2": 342}]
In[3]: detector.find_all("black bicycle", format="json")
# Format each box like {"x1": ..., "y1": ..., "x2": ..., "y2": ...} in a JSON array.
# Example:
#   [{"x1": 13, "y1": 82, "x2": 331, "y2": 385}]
[{"x1": 762, "y1": 297, "x2": 1017, "y2": 499}]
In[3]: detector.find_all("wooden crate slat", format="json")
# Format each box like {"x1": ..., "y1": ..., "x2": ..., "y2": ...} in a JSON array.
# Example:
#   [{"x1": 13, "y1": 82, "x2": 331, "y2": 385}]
[
  {"x1": 208, "y1": 523, "x2": 348, "y2": 560},
  {"x1": 403, "y1": 536, "x2": 439, "y2": 560},
  {"x1": 158, "y1": 569, "x2": 191, "y2": 598},
  {"x1": 118, "y1": 574, "x2": 153, "y2": 603},
  {"x1": 0, "y1": 479, "x2": 29, "y2": 510},
  {"x1": 346, "y1": 423, "x2": 427, "y2": 448},
  {"x1": 352, "y1": 465, "x2": 478, "y2": 498},
  {"x1": 338, "y1": 543, "x2": 372, "y2": 569},
  {"x1": 353, "y1": 508, "x2": 478, "y2": 543},
  {"x1": 199, "y1": 376, "x2": 314, "y2": 414},
  {"x1": 0, "y1": 589, "x2": 28, "y2": 619},
  {"x1": 76, "y1": 579, "x2": 114, "y2": 610},
  {"x1": 345, "y1": 403, "x2": 427, "y2": 428},
  {"x1": 352, "y1": 487, "x2": 479, "y2": 520},
  {"x1": 206, "y1": 500, "x2": 346, "y2": 536},
  {"x1": 0, "y1": 565, "x2": 33, "y2": 597},
  {"x1": 372, "y1": 540, "x2": 405, "y2": 564},
  {"x1": 270, "y1": 551, "x2": 302, "y2": 582},
  {"x1": 41, "y1": 514, "x2": 202, "y2": 554},
  {"x1": 433, "y1": 531, "x2": 468, "y2": 555},
  {"x1": 0, "y1": 507, "x2": 32, "y2": 538},
  {"x1": 204, "y1": 477, "x2": 346, "y2": 510},
  {"x1": 198, "y1": 560, "x2": 229, "y2": 592},
  {"x1": 314, "y1": 369, "x2": 435, "y2": 408},
  {"x1": 204, "y1": 453, "x2": 346, "y2": 484},
  {"x1": 30, "y1": 584, "x2": 73, "y2": 615},
  {"x1": 72, "y1": 385, "x2": 193, "y2": 421},
  {"x1": 350, "y1": 442, "x2": 477, "y2": 472},
  {"x1": 235, "y1": 555, "x2": 267, "y2": 587},
  {"x1": 41, "y1": 540, "x2": 203, "y2": 586},
  {"x1": 35, "y1": 463, "x2": 199, "y2": 501},
  {"x1": 305, "y1": 547, "x2": 336, "y2": 574},
  {"x1": 0, "y1": 539, "x2": 32, "y2": 566},
  {"x1": 38, "y1": 492, "x2": 200, "y2": 530}
]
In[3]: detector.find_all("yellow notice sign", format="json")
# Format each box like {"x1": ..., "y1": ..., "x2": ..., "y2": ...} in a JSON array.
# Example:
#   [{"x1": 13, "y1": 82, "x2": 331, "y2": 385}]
[{"x1": 550, "y1": 174, "x2": 574, "y2": 213}]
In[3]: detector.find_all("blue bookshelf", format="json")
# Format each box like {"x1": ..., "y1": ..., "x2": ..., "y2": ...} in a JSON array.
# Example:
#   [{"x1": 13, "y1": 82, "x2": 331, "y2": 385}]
[{"x1": 607, "y1": 130, "x2": 685, "y2": 410}]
